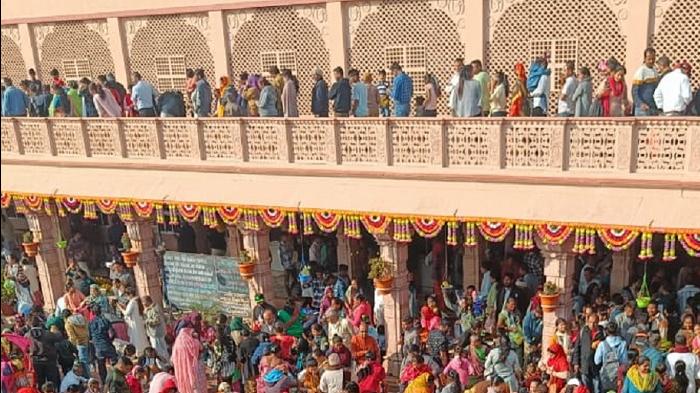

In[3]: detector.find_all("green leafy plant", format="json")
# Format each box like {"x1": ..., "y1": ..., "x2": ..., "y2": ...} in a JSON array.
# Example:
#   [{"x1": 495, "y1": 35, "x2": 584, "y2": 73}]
[
  {"x1": 22, "y1": 231, "x2": 35, "y2": 244},
  {"x1": 542, "y1": 281, "x2": 560, "y2": 295},
  {"x1": 1, "y1": 277, "x2": 16, "y2": 303},
  {"x1": 121, "y1": 232, "x2": 132, "y2": 251},
  {"x1": 239, "y1": 249, "x2": 255, "y2": 264},
  {"x1": 367, "y1": 257, "x2": 393, "y2": 280}
]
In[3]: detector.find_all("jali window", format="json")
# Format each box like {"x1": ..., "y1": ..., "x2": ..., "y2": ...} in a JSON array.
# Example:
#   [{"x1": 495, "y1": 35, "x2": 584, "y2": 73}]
[
  {"x1": 62, "y1": 59, "x2": 91, "y2": 80},
  {"x1": 260, "y1": 50, "x2": 297, "y2": 76},
  {"x1": 155, "y1": 55, "x2": 186, "y2": 91}
]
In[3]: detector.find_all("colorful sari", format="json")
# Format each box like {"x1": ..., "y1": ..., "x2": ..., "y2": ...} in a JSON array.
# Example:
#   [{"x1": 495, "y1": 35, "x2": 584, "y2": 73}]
[
  {"x1": 546, "y1": 343, "x2": 569, "y2": 393},
  {"x1": 171, "y1": 328, "x2": 207, "y2": 393},
  {"x1": 216, "y1": 76, "x2": 230, "y2": 117},
  {"x1": 508, "y1": 63, "x2": 527, "y2": 116}
]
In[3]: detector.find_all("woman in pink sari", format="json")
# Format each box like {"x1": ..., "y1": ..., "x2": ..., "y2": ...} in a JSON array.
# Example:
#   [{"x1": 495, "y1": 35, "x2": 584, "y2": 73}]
[{"x1": 171, "y1": 327, "x2": 207, "y2": 393}]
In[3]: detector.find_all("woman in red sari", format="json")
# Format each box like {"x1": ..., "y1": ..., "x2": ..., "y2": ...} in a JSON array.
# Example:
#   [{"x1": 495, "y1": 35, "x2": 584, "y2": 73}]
[
  {"x1": 508, "y1": 63, "x2": 528, "y2": 116},
  {"x1": 542, "y1": 343, "x2": 569, "y2": 393}
]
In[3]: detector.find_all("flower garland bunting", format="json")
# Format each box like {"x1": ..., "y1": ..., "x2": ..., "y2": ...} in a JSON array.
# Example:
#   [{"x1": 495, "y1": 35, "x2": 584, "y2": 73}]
[
  {"x1": 155, "y1": 204, "x2": 165, "y2": 224},
  {"x1": 678, "y1": 233, "x2": 700, "y2": 257},
  {"x1": 217, "y1": 206, "x2": 241, "y2": 225},
  {"x1": 242, "y1": 209, "x2": 260, "y2": 231},
  {"x1": 662, "y1": 233, "x2": 677, "y2": 261},
  {"x1": 62, "y1": 197, "x2": 82, "y2": 214},
  {"x1": 96, "y1": 199, "x2": 118, "y2": 215},
  {"x1": 478, "y1": 221, "x2": 512, "y2": 242},
  {"x1": 343, "y1": 215, "x2": 362, "y2": 239},
  {"x1": 132, "y1": 201, "x2": 154, "y2": 218},
  {"x1": 598, "y1": 228, "x2": 639, "y2": 251},
  {"x1": 177, "y1": 204, "x2": 201, "y2": 223},
  {"x1": 83, "y1": 200, "x2": 98, "y2": 220},
  {"x1": 287, "y1": 212, "x2": 298, "y2": 234},
  {"x1": 302, "y1": 213, "x2": 314, "y2": 235},
  {"x1": 54, "y1": 199, "x2": 65, "y2": 217},
  {"x1": 412, "y1": 218, "x2": 444, "y2": 238},
  {"x1": 513, "y1": 224, "x2": 534, "y2": 250},
  {"x1": 43, "y1": 198, "x2": 52, "y2": 216},
  {"x1": 536, "y1": 224, "x2": 572, "y2": 245},
  {"x1": 168, "y1": 204, "x2": 179, "y2": 225},
  {"x1": 313, "y1": 211, "x2": 342, "y2": 233},
  {"x1": 360, "y1": 215, "x2": 391, "y2": 235},
  {"x1": 638, "y1": 232, "x2": 653, "y2": 260},
  {"x1": 202, "y1": 207, "x2": 218, "y2": 228},
  {"x1": 0, "y1": 193, "x2": 10, "y2": 208},
  {"x1": 572, "y1": 228, "x2": 596, "y2": 254},
  {"x1": 393, "y1": 218, "x2": 412, "y2": 242},
  {"x1": 446, "y1": 221, "x2": 458, "y2": 246},
  {"x1": 259, "y1": 208, "x2": 285, "y2": 228},
  {"x1": 117, "y1": 202, "x2": 133, "y2": 221},
  {"x1": 463, "y1": 222, "x2": 477, "y2": 247},
  {"x1": 23, "y1": 195, "x2": 43, "y2": 212}
]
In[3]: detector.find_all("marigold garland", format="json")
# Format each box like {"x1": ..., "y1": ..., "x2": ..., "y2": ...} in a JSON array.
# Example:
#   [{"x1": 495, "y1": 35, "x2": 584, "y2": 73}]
[
  {"x1": 302, "y1": 213, "x2": 314, "y2": 235},
  {"x1": 412, "y1": 218, "x2": 444, "y2": 238},
  {"x1": 83, "y1": 200, "x2": 98, "y2": 220},
  {"x1": 662, "y1": 233, "x2": 676, "y2": 261},
  {"x1": 360, "y1": 215, "x2": 391, "y2": 235},
  {"x1": 259, "y1": 208, "x2": 285, "y2": 228},
  {"x1": 155, "y1": 204, "x2": 165, "y2": 225},
  {"x1": 96, "y1": 199, "x2": 118, "y2": 215},
  {"x1": 638, "y1": 232, "x2": 653, "y2": 260},
  {"x1": 117, "y1": 202, "x2": 133, "y2": 221},
  {"x1": 202, "y1": 207, "x2": 218, "y2": 228},
  {"x1": 217, "y1": 206, "x2": 241, "y2": 225},
  {"x1": 678, "y1": 233, "x2": 700, "y2": 257},
  {"x1": 478, "y1": 221, "x2": 512, "y2": 242},
  {"x1": 536, "y1": 224, "x2": 572, "y2": 245},
  {"x1": 23, "y1": 195, "x2": 43, "y2": 212},
  {"x1": 132, "y1": 201, "x2": 154, "y2": 218},
  {"x1": 242, "y1": 209, "x2": 260, "y2": 231},
  {"x1": 597, "y1": 228, "x2": 639, "y2": 251},
  {"x1": 168, "y1": 204, "x2": 179, "y2": 225},
  {"x1": 42, "y1": 198, "x2": 52, "y2": 216},
  {"x1": 463, "y1": 222, "x2": 477, "y2": 247},
  {"x1": 177, "y1": 204, "x2": 201, "y2": 223},
  {"x1": 313, "y1": 211, "x2": 342, "y2": 233},
  {"x1": 54, "y1": 199, "x2": 65, "y2": 217},
  {"x1": 0, "y1": 193, "x2": 10, "y2": 208},
  {"x1": 62, "y1": 197, "x2": 82, "y2": 214},
  {"x1": 393, "y1": 218, "x2": 412, "y2": 243},
  {"x1": 286, "y1": 212, "x2": 298, "y2": 234},
  {"x1": 513, "y1": 224, "x2": 534, "y2": 250},
  {"x1": 446, "y1": 221, "x2": 458, "y2": 246},
  {"x1": 343, "y1": 215, "x2": 362, "y2": 239},
  {"x1": 572, "y1": 228, "x2": 596, "y2": 254}
]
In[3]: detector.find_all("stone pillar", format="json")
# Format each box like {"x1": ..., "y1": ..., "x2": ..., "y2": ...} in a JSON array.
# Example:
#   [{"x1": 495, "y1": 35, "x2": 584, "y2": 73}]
[
  {"x1": 326, "y1": 1, "x2": 350, "y2": 74},
  {"x1": 106, "y1": 18, "x2": 131, "y2": 85},
  {"x1": 376, "y1": 234, "x2": 409, "y2": 377},
  {"x1": 611, "y1": 249, "x2": 634, "y2": 295},
  {"x1": 336, "y1": 228, "x2": 351, "y2": 272},
  {"x1": 125, "y1": 218, "x2": 163, "y2": 306},
  {"x1": 208, "y1": 10, "x2": 231, "y2": 79},
  {"x1": 18, "y1": 24, "x2": 40, "y2": 77},
  {"x1": 462, "y1": 234, "x2": 485, "y2": 290},
  {"x1": 26, "y1": 211, "x2": 67, "y2": 311},
  {"x1": 226, "y1": 226, "x2": 242, "y2": 258},
  {"x1": 240, "y1": 226, "x2": 277, "y2": 307},
  {"x1": 536, "y1": 238, "x2": 576, "y2": 357},
  {"x1": 620, "y1": 0, "x2": 653, "y2": 96},
  {"x1": 463, "y1": 0, "x2": 486, "y2": 60}
]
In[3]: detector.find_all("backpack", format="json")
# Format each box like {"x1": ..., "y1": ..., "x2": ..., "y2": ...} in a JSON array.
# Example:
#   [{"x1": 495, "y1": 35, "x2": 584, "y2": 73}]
[{"x1": 599, "y1": 340, "x2": 620, "y2": 392}]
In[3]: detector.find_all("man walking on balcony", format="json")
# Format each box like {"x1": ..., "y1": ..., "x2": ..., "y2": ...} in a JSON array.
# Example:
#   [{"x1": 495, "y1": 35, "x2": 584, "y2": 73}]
[
  {"x1": 390, "y1": 62, "x2": 413, "y2": 117},
  {"x1": 131, "y1": 72, "x2": 159, "y2": 117},
  {"x1": 2, "y1": 78, "x2": 29, "y2": 117},
  {"x1": 193, "y1": 68, "x2": 213, "y2": 117},
  {"x1": 329, "y1": 66, "x2": 351, "y2": 117},
  {"x1": 632, "y1": 48, "x2": 659, "y2": 116}
]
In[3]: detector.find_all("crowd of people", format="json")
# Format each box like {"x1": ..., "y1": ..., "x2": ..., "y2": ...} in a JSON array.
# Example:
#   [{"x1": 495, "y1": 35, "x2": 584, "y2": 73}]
[
  {"x1": 2, "y1": 47, "x2": 699, "y2": 119},
  {"x1": 2, "y1": 207, "x2": 700, "y2": 393}
]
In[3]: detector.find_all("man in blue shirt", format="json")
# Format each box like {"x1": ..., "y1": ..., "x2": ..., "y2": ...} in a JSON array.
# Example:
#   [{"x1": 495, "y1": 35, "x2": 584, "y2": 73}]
[
  {"x1": 329, "y1": 66, "x2": 351, "y2": 116},
  {"x1": 192, "y1": 68, "x2": 212, "y2": 117},
  {"x1": 389, "y1": 62, "x2": 413, "y2": 117},
  {"x1": 131, "y1": 72, "x2": 158, "y2": 117},
  {"x1": 2, "y1": 78, "x2": 29, "y2": 116}
]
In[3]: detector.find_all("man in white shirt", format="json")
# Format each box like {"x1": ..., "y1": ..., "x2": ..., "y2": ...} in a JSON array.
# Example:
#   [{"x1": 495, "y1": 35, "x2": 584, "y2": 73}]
[
  {"x1": 446, "y1": 58, "x2": 464, "y2": 115},
  {"x1": 531, "y1": 57, "x2": 551, "y2": 116},
  {"x1": 557, "y1": 60, "x2": 578, "y2": 116},
  {"x1": 654, "y1": 61, "x2": 692, "y2": 115}
]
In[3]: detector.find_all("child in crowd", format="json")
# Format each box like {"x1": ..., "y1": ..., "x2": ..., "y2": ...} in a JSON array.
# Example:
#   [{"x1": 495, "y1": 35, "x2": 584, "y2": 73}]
[{"x1": 376, "y1": 70, "x2": 390, "y2": 117}]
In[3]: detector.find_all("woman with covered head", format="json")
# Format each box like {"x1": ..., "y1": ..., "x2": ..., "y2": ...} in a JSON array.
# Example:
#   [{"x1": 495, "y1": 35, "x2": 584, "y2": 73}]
[
  {"x1": 484, "y1": 334, "x2": 521, "y2": 392},
  {"x1": 508, "y1": 62, "x2": 528, "y2": 116},
  {"x1": 171, "y1": 327, "x2": 207, "y2": 393}
]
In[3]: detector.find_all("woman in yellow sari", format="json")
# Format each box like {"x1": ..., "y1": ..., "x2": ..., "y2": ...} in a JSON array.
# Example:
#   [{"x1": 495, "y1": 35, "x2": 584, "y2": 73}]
[
  {"x1": 216, "y1": 76, "x2": 230, "y2": 117},
  {"x1": 404, "y1": 372, "x2": 434, "y2": 393}
]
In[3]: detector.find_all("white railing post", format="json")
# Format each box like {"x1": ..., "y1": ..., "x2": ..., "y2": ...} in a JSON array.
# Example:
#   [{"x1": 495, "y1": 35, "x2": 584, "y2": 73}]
[
  {"x1": 78, "y1": 119, "x2": 92, "y2": 157},
  {"x1": 192, "y1": 118, "x2": 206, "y2": 161},
  {"x1": 685, "y1": 122, "x2": 700, "y2": 173},
  {"x1": 154, "y1": 118, "x2": 166, "y2": 159},
  {"x1": 615, "y1": 119, "x2": 637, "y2": 173},
  {"x1": 12, "y1": 118, "x2": 25, "y2": 155},
  {"x1": 239, "y1": 118, "x2": 249, "y2": 162},
  {"x1": 283, "y1": 119, "x2": 294, "y2": 163},
  {"x1": 115, "y1": 119, "x2": 127, "y2": 158},
  {"x1": 440, "y1": 118, "x2": 448, "y2": 168},
  {"x1": 385, "y1": 118, "x2": 393, "y2": 166},
  {"x1": 332, "y1": 118, "x2": 342, "y2": 165},
  {"x1": 45, "y1": 119, "x2": 57, "y2": 156},
  {"x1": 497, "y1": 118, "x2": 507, "y2": 169}
]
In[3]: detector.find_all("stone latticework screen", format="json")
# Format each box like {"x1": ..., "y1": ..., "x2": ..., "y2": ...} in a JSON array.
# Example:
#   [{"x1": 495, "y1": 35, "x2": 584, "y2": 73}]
[
  {"x1": 349, "y1": 0, "x2": 464, "y2": 115},
  {"x1": 488, "y1": 0, "x2": 627, "y2": 115},
  {"x1": 1, "y1": 26, "x2": 26, "y2": 85},
  {"x1": 126, "y1": 15, "x2": 215, "y2": 92},
  {"x1": 651, "y1": 0, "x2": 700, "y2": 90},
  {"x1": 227, "y1": 6, "x2": 330, "y2": 116},
  {"x1": 34, "y1": 21, "x2": 114, "y2": 83}
]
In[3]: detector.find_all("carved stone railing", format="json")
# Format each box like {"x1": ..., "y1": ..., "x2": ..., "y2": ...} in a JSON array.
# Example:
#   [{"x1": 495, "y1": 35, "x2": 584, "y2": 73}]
[{"x1": 2, "y1": 117, "x2": 699, "y2": 174}]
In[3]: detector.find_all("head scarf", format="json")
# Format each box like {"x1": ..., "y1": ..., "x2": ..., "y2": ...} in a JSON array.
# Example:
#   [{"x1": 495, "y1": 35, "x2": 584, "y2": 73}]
[
  {"x1": 514, "y1": 63, "x2": 526, "y2": 81},
  {"x1": 247, "y1": 75, "x2": 261, "y2": 90},
  {"x1": 263, "y1": 368, "x2": 285, "y2": 384},
  {"x1": 547, "y1": 343, "x2": 569, "y2": 372},
  {"x1": 171, "y1": 327, "x2": 207, "y2": 393},
  {"x1": 219, "y1": 76, "x2": 230, "y2": 96},
  {"x1": 626, "y1": 364, "x2": 659, "y2": 392}
]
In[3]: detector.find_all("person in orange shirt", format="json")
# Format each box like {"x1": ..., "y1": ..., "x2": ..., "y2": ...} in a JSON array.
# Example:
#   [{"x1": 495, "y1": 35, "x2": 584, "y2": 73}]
[{"x1": 351, "y1": 322, "x2": 380, "y2": 363}]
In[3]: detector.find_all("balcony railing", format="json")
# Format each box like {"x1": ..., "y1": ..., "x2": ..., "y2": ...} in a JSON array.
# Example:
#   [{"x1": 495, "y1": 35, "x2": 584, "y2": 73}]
[{"x1": 1, "y1": 117, "x2": 698, "y2": 173}]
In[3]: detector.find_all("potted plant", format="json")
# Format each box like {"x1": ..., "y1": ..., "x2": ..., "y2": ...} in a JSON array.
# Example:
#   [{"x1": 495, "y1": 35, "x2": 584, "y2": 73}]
[
  {"x1": 238, "y1": 249, "x2": 256, "y2": 280},
  {"x1": 21, "y1": 231, "x2": 40, "y2": 257},
  {"x1": 56, "y1": 227, "x2": 67, "y2": 249},
  {"x1": 368, "y1": 257, "x2": 394, "y2": 295},
  {"x1": 1, "y1": 277, "x2": 16, "y2": 316},
  {"x1": 540, "y1": 281, "x2": 560, "y2": 312},
  {"x1": 120, "y1": 232, "x2": 139, "y2": 267}
]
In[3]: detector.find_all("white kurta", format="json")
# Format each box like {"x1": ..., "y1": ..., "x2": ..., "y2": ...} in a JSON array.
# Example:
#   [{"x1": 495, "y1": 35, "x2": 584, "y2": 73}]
[{"x1": 124, "y1": 298, "x2": 149, "y2": 353}]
